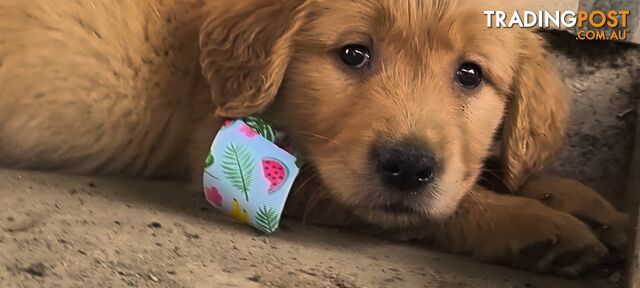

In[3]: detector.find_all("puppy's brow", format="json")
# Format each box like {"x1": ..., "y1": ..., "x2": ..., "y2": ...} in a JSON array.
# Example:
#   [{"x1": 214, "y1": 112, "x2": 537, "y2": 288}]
[
  {"x1": 332, "y1": 31, "x2": 373, "y2": 47},
  {"x1": 316, "y1": 22, "x2": 371, "y2": 44},
  {"x1": 461, "y1": 53, "x2": 487, "y2": 65}
]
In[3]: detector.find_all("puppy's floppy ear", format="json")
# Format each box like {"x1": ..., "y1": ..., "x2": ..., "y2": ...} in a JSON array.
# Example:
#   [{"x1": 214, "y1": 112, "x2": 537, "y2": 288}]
[
  {"x1": 199, "y1": 0, "x2": 310, "y2": 118},
  {"x1": 500, "y1": 33, "x2": 569, "y2": 191}
]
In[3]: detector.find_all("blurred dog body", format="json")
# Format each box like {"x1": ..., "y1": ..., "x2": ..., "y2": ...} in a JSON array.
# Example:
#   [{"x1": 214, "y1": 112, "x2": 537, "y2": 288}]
[{"x1": 0, "y1": 1, "x2": 212, "y2": 178}]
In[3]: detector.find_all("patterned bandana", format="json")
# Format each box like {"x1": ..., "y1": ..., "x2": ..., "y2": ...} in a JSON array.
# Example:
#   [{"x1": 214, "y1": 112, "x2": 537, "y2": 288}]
[{"x1": 203, "y1": 117, "x2": 302, "y2": 234}]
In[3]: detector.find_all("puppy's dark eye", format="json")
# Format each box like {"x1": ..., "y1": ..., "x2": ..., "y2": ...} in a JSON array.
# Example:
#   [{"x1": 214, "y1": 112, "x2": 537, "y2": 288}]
[
  {"x1": 339, "y1": 44, "x2": 370, "y2": 69},
  {"x1": 455, "y1": 63, "x2": 482, "y2": 88}
]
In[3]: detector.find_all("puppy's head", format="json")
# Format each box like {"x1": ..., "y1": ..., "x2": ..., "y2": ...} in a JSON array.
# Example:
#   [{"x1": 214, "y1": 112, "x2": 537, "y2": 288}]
[{"x1": 200, "y1": 0, "x2": 568, "y2": 227}]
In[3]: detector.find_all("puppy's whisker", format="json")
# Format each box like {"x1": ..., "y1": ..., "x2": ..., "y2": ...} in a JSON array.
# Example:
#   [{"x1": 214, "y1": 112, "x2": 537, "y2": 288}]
[
  {"x1": 302, "y1": 184, "x2": 327, "y2": 225},
  {"x1": 477, "y1": 175, "x2": 496, "y2": 191},
  {"x1": 481, "y1": 169, "x2": 510, "y2": 192},
  {"x1": 293, "y1": 131, "x2": 343, "y2": 146},
  {"x1": 301, "y1": 162, "x2": 350, "y2": 172},
  {"x1": 293, "y1": 172, "x2": 321, "y2": 196},
  {"x1": 289, "y1": 171, "x2": 324, "y2": 225},
  {"x1": 302, "y1": 156, "x2": 342, "y2": 162}
]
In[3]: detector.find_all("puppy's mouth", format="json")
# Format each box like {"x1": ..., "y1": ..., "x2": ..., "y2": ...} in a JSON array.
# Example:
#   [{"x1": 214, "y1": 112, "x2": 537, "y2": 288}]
[{"x1": 373, "y1": 202, "x2": 418, "y2": 215}]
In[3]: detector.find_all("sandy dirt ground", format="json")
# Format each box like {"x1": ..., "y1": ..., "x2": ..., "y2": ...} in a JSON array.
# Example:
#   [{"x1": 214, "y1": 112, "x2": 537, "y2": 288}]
[
  {"x1": 0, "y1": 32, "x2": 638, "y2": 288},
  {"x1": 0, "y1": 169, "x2": 617, "y2": 288}
]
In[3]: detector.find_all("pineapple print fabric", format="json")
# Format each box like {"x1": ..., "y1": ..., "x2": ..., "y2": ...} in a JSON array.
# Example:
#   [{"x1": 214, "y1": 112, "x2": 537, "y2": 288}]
[{"x1": 203, "y1": 117, "x2": 301, "y2": 234}]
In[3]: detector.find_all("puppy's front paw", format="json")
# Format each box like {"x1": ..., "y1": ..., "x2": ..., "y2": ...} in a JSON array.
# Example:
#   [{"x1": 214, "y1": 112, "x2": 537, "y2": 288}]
[
  {"x1": 518, "y1": 177, "x2": 629, "y2": 266},
  {"x1": 510, "y1": 211, "x2": 607, "y2": 276},
  {"x1": 440, "y1": 191, "x2": 608, "y2": 277}
]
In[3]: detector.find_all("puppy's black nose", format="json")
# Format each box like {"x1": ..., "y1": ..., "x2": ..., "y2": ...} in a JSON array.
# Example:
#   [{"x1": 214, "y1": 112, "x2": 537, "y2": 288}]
[{"x1": 373, "y1": 141, "x2": 438, "y2": 191}]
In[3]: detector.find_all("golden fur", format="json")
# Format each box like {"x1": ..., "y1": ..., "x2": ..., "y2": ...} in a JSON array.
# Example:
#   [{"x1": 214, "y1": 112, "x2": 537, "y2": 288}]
[{"x1": 0, "y1": 0, "x2": 628, "y2": 276}]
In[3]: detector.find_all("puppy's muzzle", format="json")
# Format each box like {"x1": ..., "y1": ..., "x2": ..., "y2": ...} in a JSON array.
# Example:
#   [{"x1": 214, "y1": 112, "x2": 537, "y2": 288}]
[{"x1": 371, "y1": 138, "x2": 439, "y2": 192}]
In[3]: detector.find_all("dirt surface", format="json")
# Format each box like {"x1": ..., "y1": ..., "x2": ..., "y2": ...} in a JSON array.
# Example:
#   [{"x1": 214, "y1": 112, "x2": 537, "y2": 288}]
[
  {"x1": 0, "y1": 169, "x2": 616, "y2": 288},
  {"x1": 0, "y1": 32, "x2": 639, "y2": 288}
]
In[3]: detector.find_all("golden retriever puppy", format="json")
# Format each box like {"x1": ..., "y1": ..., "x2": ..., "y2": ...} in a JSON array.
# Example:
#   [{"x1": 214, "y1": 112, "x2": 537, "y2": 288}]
[{"x1": 0, "y1": 0, "x2": 628, "y2": 276}]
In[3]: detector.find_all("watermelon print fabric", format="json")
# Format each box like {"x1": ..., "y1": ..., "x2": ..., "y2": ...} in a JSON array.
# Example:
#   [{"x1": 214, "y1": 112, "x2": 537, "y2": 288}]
[{"x1": 203, "y1": 117, "x2": 301, "y2": 234}]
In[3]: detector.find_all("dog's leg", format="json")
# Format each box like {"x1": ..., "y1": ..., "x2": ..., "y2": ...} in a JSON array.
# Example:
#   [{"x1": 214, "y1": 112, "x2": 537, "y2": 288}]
[
  {"x1": 515, "y1": 176, "x2": 629, "y2": 258},
  {"x1": 423, "y1": 187, "x2": 608, "y2": 276}
]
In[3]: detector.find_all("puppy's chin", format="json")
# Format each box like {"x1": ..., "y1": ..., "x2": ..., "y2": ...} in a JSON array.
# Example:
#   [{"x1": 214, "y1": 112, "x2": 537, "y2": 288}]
[
  {"x1": 352, "y1": 207, "x2": 426, "y2": 228},
  {"x1": 351, "y1": 200, "x2": 458, "y2": 228},
  {"x1": 315, "y1": 167, "x2": 471, "y2": 228}
]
